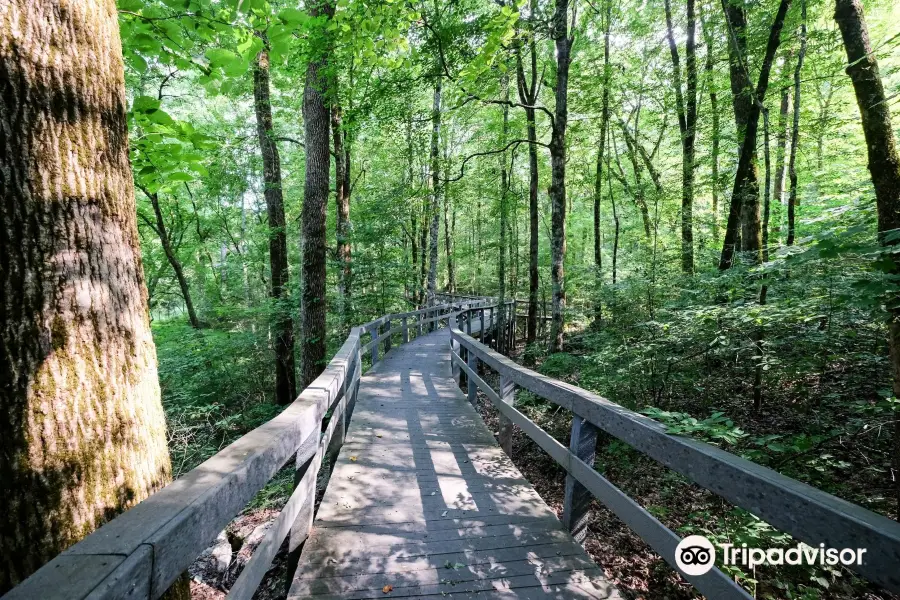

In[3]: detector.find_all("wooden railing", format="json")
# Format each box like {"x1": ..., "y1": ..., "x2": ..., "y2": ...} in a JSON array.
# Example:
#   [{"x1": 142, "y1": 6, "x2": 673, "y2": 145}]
[
  {"x1": 449, "y1": 301, "x2": 900, "y2": 599},
  {"x1": 3, "y1": 299, "x2": 487, "y2": 600}
]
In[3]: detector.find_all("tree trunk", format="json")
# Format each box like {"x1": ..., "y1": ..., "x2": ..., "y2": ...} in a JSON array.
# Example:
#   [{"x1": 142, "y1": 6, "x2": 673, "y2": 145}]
[
  {"x1": 664, "y1": 0, "x2": 697, "y2": 274},
  {"x1": 254, "y1": 46, "x2": 297, "y2": 405},
  {"x1": 593, "y1": 0, "x2": 612, "y2": 322},
  {"x1": 549, "y1": 0, "x2": 573, "y2": 353},
  {"x1": 145, "y1": 190, "x2": 201, "y2": 329},
  {"x1": 332, "y1": 104, "x2": 352, "y2": 331},
  {"x1": 787, "y1": 4, "x2": 807, "y2": 246},
  {"x1": 442, "y1": 134, "x2": 455, "y2": 293},
  {"x1": 498, "y1": 72, "x2": 510, "y2": 353},
  {"x1": 719, "y1": 0, "x2": 792, "y2": 269},
  {"x1": 426, "y1": 74, "x2": 442, "y2": 308},
  {"x1": 0, "y1": 0, "x2": 174, "y2": 591},
  {"x1": 773, "y1": 51, "x2": 792, "y2": 214},
  {"x1": 515, "y1": 2, "x2": 540, "y2": 351},
  {"x1": 835, "y1": 0, "x2": 900, "y2": 518},
  {"x1": 701, "y1": 9, "x2": 721, "y2": 243},
  {"x1": 300, "y1": 0, "x2": 334, "y2": 387}
]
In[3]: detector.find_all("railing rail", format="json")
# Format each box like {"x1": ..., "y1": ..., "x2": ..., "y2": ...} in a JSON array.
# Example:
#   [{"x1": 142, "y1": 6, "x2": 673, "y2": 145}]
[
  {"x1": 3, "y1": 298, "x2": 486, "y2": 600},
  {"x1": 449, "y1": 303, "x2": 900, "y2": 598}
]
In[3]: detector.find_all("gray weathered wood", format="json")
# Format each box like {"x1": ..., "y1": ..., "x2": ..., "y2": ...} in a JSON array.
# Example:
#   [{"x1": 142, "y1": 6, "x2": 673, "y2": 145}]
[
  {"x1": 402, "y1": 315, "x2": 409, "y2": 343},
  {"x1": 497, "y1": 376, "x2": 516, "y2": 456},
  {"x1": 561, "y1": 415, "x2": 597, "y2": 543}
]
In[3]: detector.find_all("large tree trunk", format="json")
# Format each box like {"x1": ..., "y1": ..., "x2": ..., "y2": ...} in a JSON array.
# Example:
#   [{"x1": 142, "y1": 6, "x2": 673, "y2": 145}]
[
  {"x1": 719, "y1": 0, "x2": 792, "y2": 269},
  {"x1": 515, "y1": 2, "x2": 540, "y2": 351},
  {"x1": 332, "y1": 104, "x2": 352, "y2": 331},
  {"x1": 254, "y1": 46, "x2": 297, "y2": 405},
  {"x1": 144, "y1": 189, "x2": 201, "y2": 329},
  {"x1": 786, "y1": 6, "x2": 807, "y2": 246},
  {"x1": 835, "y1": 0, "x2": 900, "y2": 518},
  {"x1": 549, "y1": 0, "x2": 573, "y2": 353},
  {"x1": 664, "y1": 0, "x2": 698, "y2": 274},
  {"x1": 426, "y1": 74, "x2": 442, "y2": 307},
  {"x1": 300, "y1": 0, "x2": 333, "y2": 387},
  {"x1": 0, "y1": 0, "x2": 173, "y2": 591},
  {"x1": 593, "y1": 0, "x2": 612, "y2": 322}
]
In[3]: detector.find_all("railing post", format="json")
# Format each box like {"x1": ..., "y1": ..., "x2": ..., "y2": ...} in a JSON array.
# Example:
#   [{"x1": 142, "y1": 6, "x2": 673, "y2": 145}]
[
  {"x1": 450, "y1": 318, "x2": 460, "y2": 385},
  {"x1": 416, "y1": 311, "x2": 423, "y2": 337},
  {"x1": 402, "y1": 315, "x2": 409, "y2": 343},
  {"x1": 370, "y1": 323, "x2": 380, "y2": 365},
  {"x1": 498, "y1": 376, "x2": 516, "y2": 456},
  {"x1": 467, "y1": 349, "x2": 478, "y2": 405},
  {"x1": 561, "y1": 414, "x2": 598, "y2": 543},
  {"x1": 479, "y1": 307, "x2": 485, "y2": 340},
  {"x1": 384, "y1": 317, "x2": 392, "y2": 354}
]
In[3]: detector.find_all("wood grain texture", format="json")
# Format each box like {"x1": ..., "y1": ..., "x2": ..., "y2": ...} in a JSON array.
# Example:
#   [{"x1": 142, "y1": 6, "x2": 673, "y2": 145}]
[{"x1": 288, "y1": 329, "x2": 620, "y2": 599}]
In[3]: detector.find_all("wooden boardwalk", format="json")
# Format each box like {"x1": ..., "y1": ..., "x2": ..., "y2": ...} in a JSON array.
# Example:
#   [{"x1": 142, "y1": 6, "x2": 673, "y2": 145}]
[{"x1": 289, "y1": 328, "x2": 621, "y2": 599}]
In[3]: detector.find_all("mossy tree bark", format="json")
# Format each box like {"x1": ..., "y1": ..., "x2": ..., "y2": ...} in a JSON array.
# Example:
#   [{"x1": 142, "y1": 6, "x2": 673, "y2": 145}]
[{"x1": 0, "y1": 0, "x2": 174, "y2": 592}]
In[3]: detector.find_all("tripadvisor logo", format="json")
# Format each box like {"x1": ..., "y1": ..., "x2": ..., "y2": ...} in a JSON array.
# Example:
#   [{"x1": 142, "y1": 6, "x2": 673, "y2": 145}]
[{"x1": 674, "y1": 535, "x2": 868, "y2": 577}]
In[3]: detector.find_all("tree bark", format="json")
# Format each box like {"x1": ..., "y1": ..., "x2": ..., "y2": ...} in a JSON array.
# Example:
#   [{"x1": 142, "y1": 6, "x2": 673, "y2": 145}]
[
  {"x1": 593, "y1": 0, "x2": 612, "y2": 322},
  {"x1": 835, "y1": 0, "x2": 900, "y2": 518},
  {"x1": 773, "y1": 51, "x2": 792, "y2": 213},
  {"x1": 719, "y1": 0, "x2": 792, "y2": 269},
  {"x1": 701, "y1": 9, "x2": 721, "y2": 242},
  {"x1": 787, "y1": 4, "x2": 807, "y2": 246},
  {"x1": 498, "y1": 72, "x2": 510, "y2": 353},
  {"x1": 426, "y1": 74, "x2": 442, "y2": 308},
  {"x1": 300, "y1": 0, "x2": 334, "y2": 387},
  {"x1": 254, "y1": 45, "x2": 297, "y2": 405},
  {"x1": 0, "y1": 0, "x2": 174, "y2": 591},
  {"x1": 515, "y1": 2, "x2": 540, "y2": 351},
  {"x1": 442, "y1": 135, "x2": 455, "y2": 293},
  {"x1": 549, "y1": 0, "x2": 573, "y2": 353},
  {"x1": 665, "y1": 0, "x2": 698, "y2": 274},
  {"x1": 332, "y1": 104, "x2": 352, "y2": 330}
]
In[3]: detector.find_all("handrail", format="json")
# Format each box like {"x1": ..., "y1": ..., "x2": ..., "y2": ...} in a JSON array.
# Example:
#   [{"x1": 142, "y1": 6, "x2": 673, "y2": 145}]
[
  {"x1": 3, "y1": 299, "x2": 485, "y2": 600},
  {"x1": 449, "y1": 304, "x2": 900, "y2": 598}
]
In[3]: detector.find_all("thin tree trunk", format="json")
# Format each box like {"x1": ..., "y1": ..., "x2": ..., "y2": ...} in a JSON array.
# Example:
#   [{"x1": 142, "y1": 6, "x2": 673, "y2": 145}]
[
  {"x1": 442, "y1": 135, "x2": 455, "y2": 293},
  {"x1": 549, "y1": 0, "x2": 574, "y2": 353},
  {"x1": 146, "y1": 189, "x2": 201, "y2": 329},
  {"x1": 498, "y1": 71, "x2": 510, "y2": 353},
  {"x1": 594, "y1": 0, "x2": 612, "y2": 322},
  {"x1": 332, "y1": 104, "x2": 352, "y2": 331},
  {"x1": 834, "y1": 0, "x2": 900, "y2": 516},
  {"x1": 701, "y1": 9, "x2": 721, "y2": 243},
  {"x1": 719, "y1": 0, "x2": 793, "y2": 269},
  {"x1": 664, "y1": 0, "x2": 697, "y2": 274},
  {"x1": 426, "y1": 73, "x2": 442, "y2": 308},
  {"x1": 0, "y1": 0, "x2": 174, "y2": 591},
  {"x1": 515, "y1": 1, "x2": 540, "y2": 351},
  {"x1": 300, "y1": 0, "x2": 334, "y2": 387},
  {"x1": 787, "y1": 3, "x2": 807, "y2": 246},
  {"x1": 608, "y1": 127, "x2": 620, "y2": 285},
  {"x1": 254, "y1": 45, "x2": 297, "y2": 405},
  {"x1": 773, "y1": 51, "x2": 792, "y2": 213}
]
